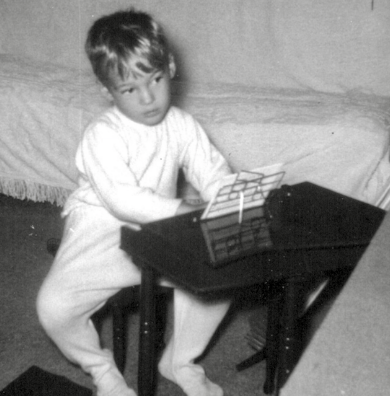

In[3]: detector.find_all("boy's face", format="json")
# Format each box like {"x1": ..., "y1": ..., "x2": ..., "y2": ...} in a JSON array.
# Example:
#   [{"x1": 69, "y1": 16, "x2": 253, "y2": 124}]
[{"x1": 105, "y1": 56, "x2": 175, "y2": 126}]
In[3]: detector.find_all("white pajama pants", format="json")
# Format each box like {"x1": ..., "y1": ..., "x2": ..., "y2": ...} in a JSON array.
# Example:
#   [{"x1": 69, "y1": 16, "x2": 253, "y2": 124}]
[{"x1": 36, "y1": 205, "x2": 230, "y2": 396}]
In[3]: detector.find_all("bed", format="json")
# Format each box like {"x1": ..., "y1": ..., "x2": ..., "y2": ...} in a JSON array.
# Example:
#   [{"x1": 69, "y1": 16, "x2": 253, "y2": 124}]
[
  {"x1": 1, "y1": 0, "x2": 390, "y2": 210},
  {"x1": 1, "y1": 52, "x2": 390, "y2": 210}
]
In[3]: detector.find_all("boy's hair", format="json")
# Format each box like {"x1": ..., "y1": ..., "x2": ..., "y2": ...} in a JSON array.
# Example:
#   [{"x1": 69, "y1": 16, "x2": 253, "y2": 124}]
[{"x1": 85, "y1": 8, "x2": 171, "y2": 87}]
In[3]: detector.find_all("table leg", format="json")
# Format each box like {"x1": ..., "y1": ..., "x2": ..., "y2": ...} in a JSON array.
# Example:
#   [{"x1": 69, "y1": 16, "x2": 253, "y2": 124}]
[
  {"x1": 235, "y1": 286, "x2": 284, "y2": 395},
  {"x1": 275, "y1": 276, "x2": 305, "y2": 394},
  {"x1": 138, "y1": 265, "x2": 157, "y2": 396},
  {"x1": 263, "y1": 290, "x2": 283, "y2": 395}
]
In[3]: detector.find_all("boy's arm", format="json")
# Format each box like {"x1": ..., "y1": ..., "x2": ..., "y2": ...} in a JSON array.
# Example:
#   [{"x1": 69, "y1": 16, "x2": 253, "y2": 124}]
[
  {"x1": 179, "y1": 115, "x2": 232, "y2": 202},
  {"x1": 79, "y1": 123, "x2": 182, "y2": 224},
  {"x1": 175, "y1": 200, "x2": 207, "y2": 215}
]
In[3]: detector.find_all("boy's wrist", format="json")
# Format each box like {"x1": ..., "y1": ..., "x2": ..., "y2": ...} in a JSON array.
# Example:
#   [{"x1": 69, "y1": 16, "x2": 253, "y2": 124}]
[{"x1": 175, "y1": 201, "x2": 206, "y2": 216}]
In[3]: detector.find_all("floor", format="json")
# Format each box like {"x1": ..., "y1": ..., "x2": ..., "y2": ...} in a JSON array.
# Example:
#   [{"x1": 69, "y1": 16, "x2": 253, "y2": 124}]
[{"x1": 0, "y1": 194, "x2": 270, "y2": 396}]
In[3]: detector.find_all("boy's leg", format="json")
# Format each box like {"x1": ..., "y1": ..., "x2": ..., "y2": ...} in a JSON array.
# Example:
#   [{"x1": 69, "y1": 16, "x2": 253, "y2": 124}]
[
  {"x1": 36, "y1": 206, "x2": 140, "y2": 396},
  {"x1": 159, "y1": 288, "x2": 231, "y2": 396}
]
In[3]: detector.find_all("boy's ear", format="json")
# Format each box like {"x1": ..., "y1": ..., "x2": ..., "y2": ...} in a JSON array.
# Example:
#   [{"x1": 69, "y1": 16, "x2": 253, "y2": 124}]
[
  {"x1": 100, "y1": 85, "x2": 114, "y2": 102},
  {"x1": 100, "y1": 85, "x2": 112, "y2": 99},
  {"x1": 168, "y1": 54, "x2": 176, "y2": 79}
]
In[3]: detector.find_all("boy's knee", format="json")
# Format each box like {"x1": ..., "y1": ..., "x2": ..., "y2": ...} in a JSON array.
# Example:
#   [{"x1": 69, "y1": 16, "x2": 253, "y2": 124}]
[{"x1": 36, "y1": 285, "x2": 70, "y2": 333}]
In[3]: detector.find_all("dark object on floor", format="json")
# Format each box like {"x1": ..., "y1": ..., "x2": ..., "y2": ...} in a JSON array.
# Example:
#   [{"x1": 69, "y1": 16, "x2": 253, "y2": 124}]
[
  {"x1": 0, "y1": 366, "x2": 92, "y2": 396},
  {"x1": 46, "y1": 238, "x2": 61, "y2": 257}
]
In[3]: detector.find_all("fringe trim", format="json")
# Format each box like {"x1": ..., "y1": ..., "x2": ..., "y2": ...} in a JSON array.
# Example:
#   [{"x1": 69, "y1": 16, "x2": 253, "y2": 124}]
[{"x1": 0, "y1": 177, "x2": 71, "y2": 206}]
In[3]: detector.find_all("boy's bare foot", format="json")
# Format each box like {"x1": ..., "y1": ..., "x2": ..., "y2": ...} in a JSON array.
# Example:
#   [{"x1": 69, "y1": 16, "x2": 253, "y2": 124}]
[{"x1": 159, "y1": 361, "x2": 223, "y2": 396}]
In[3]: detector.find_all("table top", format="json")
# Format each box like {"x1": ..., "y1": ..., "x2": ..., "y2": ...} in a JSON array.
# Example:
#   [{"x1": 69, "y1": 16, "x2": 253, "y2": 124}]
[{"x1": 121, "y1": 183, "x2": 385, "y2": 294}]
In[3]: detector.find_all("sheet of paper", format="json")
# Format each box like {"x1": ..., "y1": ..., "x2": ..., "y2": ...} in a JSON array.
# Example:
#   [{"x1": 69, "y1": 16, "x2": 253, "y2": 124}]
[{"x1": 201, "y1": 163, "x2": 285, "y2": 220}]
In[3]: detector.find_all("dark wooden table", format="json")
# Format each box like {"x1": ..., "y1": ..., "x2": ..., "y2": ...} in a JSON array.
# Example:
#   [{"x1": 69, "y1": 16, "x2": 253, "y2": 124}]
[{"x1": 120, "y1": 182, "x2": 385, "y2": 396}]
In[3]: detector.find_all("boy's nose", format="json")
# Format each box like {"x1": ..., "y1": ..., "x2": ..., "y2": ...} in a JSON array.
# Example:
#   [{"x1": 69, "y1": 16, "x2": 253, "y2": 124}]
[{"x1": 140, "y1": 87, "x2": 154, "y2": 105}]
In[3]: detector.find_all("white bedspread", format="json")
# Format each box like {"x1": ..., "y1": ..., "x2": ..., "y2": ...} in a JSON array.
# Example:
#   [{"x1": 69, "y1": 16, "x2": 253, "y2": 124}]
[{"x1": 1, "y1": 54, "x2": 390, "y2": 208}]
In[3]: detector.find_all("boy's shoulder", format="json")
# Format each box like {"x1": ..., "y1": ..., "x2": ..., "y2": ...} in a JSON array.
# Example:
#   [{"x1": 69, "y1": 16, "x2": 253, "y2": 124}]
[
  {"x1": 89, "y1": 106, "x2": 195, "y2": 127},
  {"x1": 167, "y1": 105, "x2": 198, "y2": 125},
  {"x1": 85, "y1": 106, "x2": 139, "y2": 136},
  {"x1": 83, "y1": 106, "x2": 200, "y2": 138},
  {"x1": 88, "y1": 106, "x2": 127, "y2": 128}
]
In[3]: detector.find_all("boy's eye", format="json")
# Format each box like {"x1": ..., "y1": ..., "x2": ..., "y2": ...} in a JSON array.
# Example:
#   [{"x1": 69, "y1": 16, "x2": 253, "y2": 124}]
[
  {"x1": 153, "y1": 74, "x2": 163, "y2": 84},
  {"x1": 118, "y1": 87, "x2": 135, "y2": 95}
]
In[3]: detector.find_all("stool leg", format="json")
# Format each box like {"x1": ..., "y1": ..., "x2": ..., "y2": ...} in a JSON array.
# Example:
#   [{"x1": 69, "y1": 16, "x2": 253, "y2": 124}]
[
  {"x1": 263, "y1": 290, "x2": 283, "y2": 395},
  {"x1": 236, "y1": 349, "x2": 266, "y2": 372},
  {"x1": 112, "y1": 300, "x2": 127, "y2": 373},
  {"x1": 276, "y1": 277, "x2": 304, "y2": 393},
  {"x1": 138, "y1": 265, "x2": 157, "y2": 396}
]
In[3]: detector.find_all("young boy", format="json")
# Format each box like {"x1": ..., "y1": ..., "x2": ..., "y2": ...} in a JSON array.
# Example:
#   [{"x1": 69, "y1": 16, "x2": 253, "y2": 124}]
[
  {"x1": 36, "y1": 8, "x2": 232, "y2": 396},
  {"x1": 37, "y1": 10, "x2": 230, "y2": 396}
]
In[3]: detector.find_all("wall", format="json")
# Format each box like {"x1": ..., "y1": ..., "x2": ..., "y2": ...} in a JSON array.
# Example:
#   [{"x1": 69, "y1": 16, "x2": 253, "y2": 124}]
[{"x1": 0, "y1": 0, "x2": 389, "y2": 95}]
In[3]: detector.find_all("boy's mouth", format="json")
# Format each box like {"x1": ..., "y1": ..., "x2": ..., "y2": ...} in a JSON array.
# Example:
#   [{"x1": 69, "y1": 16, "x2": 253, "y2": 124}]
[{"x1": 144, "y1": 109, "x2": 160, "y2": 118}]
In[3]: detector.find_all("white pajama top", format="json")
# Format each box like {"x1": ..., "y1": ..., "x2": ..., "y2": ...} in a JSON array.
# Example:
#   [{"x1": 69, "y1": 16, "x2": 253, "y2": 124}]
[{"x1": 63, "y1": 105, "x2": 231, "y2": 227}]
